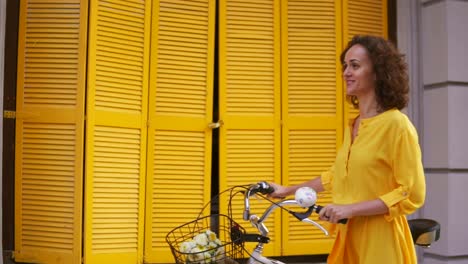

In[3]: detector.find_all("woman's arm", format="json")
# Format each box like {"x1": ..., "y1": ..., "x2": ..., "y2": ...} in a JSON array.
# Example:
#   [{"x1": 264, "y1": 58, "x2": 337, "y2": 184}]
[
  {"x1": 318, "y1": 199, "x2": 389, "y2": 223},
  {"x1": 269, "y1": 177, "x2": 324, "y2": 198}
]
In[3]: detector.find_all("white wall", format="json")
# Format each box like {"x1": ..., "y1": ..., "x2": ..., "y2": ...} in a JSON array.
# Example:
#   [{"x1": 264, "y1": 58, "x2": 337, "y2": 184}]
[
  {"x1": 398, "y1": 0, "x2": 468, "y2": 263},
  {"x1": 397, "y1": 0, "x2": 425, "y2": 261},
  {"x1": 420, "y1": 0, "x2": 468, "y2": 263},
  {"x1": 397, "y1": 0, "x2": 423, "y2": 135}
]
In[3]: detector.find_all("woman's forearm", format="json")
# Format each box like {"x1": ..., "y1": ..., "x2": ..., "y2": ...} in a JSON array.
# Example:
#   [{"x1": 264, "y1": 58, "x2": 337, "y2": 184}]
[
  {"x1": 319, "y1": 198, "x2": 389, "y2": 223},
  {"x1": 350, "y1": 198, "x2": 389, "y2": 217},
  {"x1": 286, "y1": 177, "x2": 324, "y2": 195}
]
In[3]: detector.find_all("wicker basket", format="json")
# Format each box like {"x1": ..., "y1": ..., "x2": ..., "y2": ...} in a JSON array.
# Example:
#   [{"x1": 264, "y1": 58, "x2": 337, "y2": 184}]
[{"x1": 166, "y1": 214, "x2": 246, "y2": 264}]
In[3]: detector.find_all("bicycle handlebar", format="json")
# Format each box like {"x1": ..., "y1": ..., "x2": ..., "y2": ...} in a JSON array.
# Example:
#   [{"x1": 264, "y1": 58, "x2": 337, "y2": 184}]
[
  {"x1": 243, "y1": 181, "x2": 275, "y2": 220},
  {"x1": 244, "y1": 182, "x2": 347, "y2": 223},
  {"x1": 242, "y1": 182, "x2": 338, "y2": 237}
]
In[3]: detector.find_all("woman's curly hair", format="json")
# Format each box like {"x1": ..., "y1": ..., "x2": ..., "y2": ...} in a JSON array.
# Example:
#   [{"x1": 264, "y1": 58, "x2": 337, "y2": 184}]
[{"x1": 340, "y1": 35, "x2": 409, "y2": 111}]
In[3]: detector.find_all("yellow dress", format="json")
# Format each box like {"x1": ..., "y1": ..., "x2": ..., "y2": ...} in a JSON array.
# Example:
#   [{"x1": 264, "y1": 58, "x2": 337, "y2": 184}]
[{"x1": 321, "y1": 109, "x2": 426, "y2": 264}]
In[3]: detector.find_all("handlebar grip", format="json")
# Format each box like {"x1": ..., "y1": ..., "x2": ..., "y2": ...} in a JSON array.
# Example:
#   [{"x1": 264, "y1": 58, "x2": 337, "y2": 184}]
[
  {"x1": 257, "y1": 181, "x2": 275, "y2": 194},
  {"x1": 314, "y1": 205, "x2": 348, "y2": 224}
]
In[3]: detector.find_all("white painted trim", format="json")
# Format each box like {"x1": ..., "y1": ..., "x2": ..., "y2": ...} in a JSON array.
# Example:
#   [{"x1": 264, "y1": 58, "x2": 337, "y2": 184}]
[
  {"x1": 397, "y1": 1, "x2": 429, "y2": 262},
  {"x1": 398, "y1": 0, "x2": 424, "y2": 139}
]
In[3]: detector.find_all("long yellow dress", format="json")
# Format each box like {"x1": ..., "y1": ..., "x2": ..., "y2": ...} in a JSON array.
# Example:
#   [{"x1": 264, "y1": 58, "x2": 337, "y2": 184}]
[{"x1": 321, "y1": 108, "x2": 426, "y2": 264}]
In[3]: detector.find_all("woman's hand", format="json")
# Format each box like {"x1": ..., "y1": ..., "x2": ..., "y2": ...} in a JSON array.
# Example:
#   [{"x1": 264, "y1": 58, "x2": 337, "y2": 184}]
[
  {"x1": 267, "y1": 177, "x2": 324, "y2": 199},
  {"x1": 267, "y1": 182, "x2": 290, "y2": 199},
  {"x1": 318, "y1": 204, "x2": 354, "y2": 224}
]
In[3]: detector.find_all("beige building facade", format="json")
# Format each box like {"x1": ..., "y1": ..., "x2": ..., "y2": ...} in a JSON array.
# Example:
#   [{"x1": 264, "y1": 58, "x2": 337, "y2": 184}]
[{"x1": 398, "y1": 0, "x2": 468, "y2": 263}]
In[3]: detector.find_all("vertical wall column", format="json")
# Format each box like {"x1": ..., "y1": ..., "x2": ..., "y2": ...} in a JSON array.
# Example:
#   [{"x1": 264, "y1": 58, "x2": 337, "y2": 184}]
[
  {"x1": 421, "y1": 0, "x2": 468, "y2": 263},
  {"x1": 397, "y1": 0, "x2": 423, "y2": 135}
]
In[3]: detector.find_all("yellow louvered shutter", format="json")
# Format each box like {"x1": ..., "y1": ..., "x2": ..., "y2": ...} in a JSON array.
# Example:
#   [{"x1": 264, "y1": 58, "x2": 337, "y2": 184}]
[
  {"x1": 281, "y1": 0, "x2": 343, "y2": 255},
  {"x1": 84, "y1": 1, "x2": 151, "y2": 263},
  {"x1": 14, "y1": 1, "x2": 87, "y2": 263},
  {"x1": 144, "y1": 0, "x2": 216, "y2": 262},
  {"x1": 343, "y1": 0, "x2": 388, "y2": 123},
  {"x1": 218, "y1": 0, "x2": 282, "y2": 257}
]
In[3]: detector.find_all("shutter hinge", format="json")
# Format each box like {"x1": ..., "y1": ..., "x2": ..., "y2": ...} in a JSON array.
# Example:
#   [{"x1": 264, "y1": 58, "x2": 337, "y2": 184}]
[{"x1": 3, "y1": 110, "x2": 16, "y2": 119}]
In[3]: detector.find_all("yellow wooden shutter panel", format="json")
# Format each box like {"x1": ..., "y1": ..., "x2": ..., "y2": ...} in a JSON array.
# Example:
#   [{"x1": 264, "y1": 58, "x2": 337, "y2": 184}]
[
  {"x1": 84, "y1": 1, "x2": 151, "y2": 263},
  {"x1": 145, "y1": 0, "x2": 216, "y2": 262},
  {"x1": 344, "y1": 0, "x2": 387, "y2": 39},
  {"x1": 14, "y1": 1, "x2": 87, "y2": 263},
  {"x1": 343, "y1": 0, "x2": 388, "y2": 122},
  {"x1": 219, "y1": 0, "x2": 282, "y2": 257},
  {"x1": 281, "y1": 0, "x2": 342, "y2": 255}
]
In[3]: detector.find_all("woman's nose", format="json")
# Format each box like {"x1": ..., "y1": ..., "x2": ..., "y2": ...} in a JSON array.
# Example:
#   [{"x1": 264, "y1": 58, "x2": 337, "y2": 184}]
[{"x1": 343, "y1": 68, "x2": 351, "y2": 77}]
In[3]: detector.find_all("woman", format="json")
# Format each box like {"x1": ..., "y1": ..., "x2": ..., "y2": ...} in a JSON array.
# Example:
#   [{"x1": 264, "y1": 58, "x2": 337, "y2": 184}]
[{"x1": 270, "y1": 35, "x2": 425, "y2": 263}]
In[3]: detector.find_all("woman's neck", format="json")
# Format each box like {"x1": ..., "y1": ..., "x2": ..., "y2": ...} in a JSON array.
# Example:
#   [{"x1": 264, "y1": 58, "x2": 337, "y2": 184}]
[{"x1": 357, "y1": 94, "x2": 379, "y2": 119}]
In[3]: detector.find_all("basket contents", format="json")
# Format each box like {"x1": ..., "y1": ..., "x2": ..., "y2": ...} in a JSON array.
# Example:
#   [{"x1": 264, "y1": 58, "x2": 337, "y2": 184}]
[
  {"x1": 180, "y1": 230, "x2": 225, "y2": 263},
  {"x1": 166, "y1": 214, "x2": 245, "y2": 264}
]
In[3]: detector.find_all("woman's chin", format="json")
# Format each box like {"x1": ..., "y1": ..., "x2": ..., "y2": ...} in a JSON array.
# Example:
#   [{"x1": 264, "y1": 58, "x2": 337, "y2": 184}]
[{"x1": 346, "y1": 88, "x2": 361, "y2": 97}]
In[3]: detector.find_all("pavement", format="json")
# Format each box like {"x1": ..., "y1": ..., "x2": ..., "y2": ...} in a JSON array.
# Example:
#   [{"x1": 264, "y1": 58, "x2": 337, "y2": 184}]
[
  {"x1": 264, "y1": 255, "x2": 327, "y2": 263},
  {"x1": 3, "y1": 250, "x2": 328, "y2": 264}
]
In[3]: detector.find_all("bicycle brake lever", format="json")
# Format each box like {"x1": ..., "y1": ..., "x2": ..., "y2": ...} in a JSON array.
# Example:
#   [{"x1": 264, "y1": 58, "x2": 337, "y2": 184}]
[
  {"x1": 291, "y1": 206, "x2": 329, "y2": 236},
  {"x1": 314, "y1": 205, "x2": 348, "y2": 224},
  {"x1": 291, "y1": 207, "x2": 314, "y2": 221},
  {"x1": 301, "y1": 218, "x2": 329, "y2": 236}
]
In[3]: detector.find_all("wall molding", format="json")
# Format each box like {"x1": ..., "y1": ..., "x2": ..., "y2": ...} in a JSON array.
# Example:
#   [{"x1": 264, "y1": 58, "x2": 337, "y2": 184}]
[
  {"x1": 424, "y1": 252, "x2": 468, "y2": 260},
  {"x1": 422, "y1": 0, "x2": 444, "y2": 7},
  {"x1": 423, "y1": 0, "x2": 468, "y2": 8},
  {"x1": 425, "y1": 168, "x2": 468, "y2": 173},
  {"x1": 424, "y1": 81, "x2": 468, "y2": 90}
]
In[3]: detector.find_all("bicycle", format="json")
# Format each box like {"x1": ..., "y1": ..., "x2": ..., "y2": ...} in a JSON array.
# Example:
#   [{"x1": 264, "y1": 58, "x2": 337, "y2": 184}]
[{"x1": 166, "y1": 182, "x2": 440, "y2": 264}]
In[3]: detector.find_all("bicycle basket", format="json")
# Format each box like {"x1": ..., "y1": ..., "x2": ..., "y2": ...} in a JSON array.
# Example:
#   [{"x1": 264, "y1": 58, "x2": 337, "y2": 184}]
[{"x1": 166, "y1": 214, "x2": 246, "y2": 264}]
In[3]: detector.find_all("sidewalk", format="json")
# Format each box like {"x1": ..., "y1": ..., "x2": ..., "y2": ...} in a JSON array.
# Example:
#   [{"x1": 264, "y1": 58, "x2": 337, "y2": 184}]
[
  {"x1": 3, "y1": 250, "x2": 328, "y2": 264},
  {"x1": 265, "y1": 255, "x2": 327, "y2": 263}
]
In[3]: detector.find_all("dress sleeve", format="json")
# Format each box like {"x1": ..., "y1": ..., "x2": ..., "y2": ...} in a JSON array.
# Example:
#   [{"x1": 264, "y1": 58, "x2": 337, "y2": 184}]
[
  {"x1": 320, "y1": 164, "x2": 335, "y2": 192},
  {"x1": 379, "y1": 127, "x2": 426, "y2": 221}
]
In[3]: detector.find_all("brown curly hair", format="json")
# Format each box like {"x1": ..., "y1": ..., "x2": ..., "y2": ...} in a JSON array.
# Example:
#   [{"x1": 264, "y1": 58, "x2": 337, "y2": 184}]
[{"x1": 340, "y1": 35, "x2": 409, "y2": 111}]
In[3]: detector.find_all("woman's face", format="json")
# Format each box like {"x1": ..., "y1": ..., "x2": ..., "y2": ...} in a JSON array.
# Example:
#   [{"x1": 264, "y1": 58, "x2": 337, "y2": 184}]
[{"x1": 343, "y1": 44, "x2": 376, "y2": 97}]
